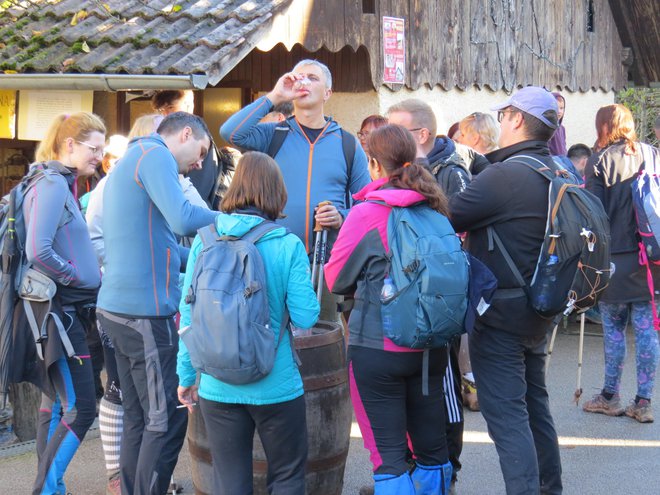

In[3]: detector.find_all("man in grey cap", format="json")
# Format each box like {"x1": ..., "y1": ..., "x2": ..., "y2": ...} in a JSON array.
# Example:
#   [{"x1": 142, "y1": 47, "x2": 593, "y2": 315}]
[{"x1": 449, "y1": 87, "x2": 563, "y2": 494}]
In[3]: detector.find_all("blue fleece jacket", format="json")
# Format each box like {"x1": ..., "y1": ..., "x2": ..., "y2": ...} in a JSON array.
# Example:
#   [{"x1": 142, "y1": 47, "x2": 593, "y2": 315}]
[
  {"x1": 97, "y1": 134, "x2": 217, "y2": 317},
  {"x1": 220, "y1": 96, "x2": 370, "y2": 252},
  {"x1": 177, "y1": 213, "x2": 320, "y2": 405}
]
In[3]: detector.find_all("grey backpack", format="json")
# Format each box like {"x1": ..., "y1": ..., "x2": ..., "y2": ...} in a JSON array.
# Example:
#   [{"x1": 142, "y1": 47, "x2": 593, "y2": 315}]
[{"x1": 181, "y1": 220, "x2": 290, "y2": 385}]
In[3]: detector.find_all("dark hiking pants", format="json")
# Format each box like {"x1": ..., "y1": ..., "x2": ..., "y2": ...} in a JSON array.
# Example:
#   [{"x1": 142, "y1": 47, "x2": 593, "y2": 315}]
[
  {"x1": 97, "y1": 310, "x2": 187, "y2": 495},
  {"x1": 469, "y1": 325, "x2": 562, "y2": 495},
  {"x1": 200, "y1": 395, "x2": 308, "y2": 495}
]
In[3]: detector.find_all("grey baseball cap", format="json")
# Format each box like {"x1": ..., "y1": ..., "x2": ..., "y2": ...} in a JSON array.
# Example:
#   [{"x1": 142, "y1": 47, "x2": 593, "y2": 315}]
[{"x1": 491, "y1": 86, "x2": 559, "y2": 129}]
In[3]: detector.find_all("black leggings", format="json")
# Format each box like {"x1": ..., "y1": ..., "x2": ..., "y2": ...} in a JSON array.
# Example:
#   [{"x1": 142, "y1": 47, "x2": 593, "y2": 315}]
[{"x1": 348, "y1": 345, "x2": 450, "y2": 475}]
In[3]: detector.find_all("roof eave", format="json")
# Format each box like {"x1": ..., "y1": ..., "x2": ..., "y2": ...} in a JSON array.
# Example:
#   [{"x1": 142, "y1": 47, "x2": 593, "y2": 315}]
[{"x1": 0, "y1": 74, "x2": 209, "y2": 91}]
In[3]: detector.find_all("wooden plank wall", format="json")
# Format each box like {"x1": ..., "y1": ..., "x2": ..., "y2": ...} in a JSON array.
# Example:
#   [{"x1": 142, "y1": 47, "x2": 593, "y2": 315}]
[
  {"x1": 220, "y1": 44, "x2": 373, "y2": 93},
  {"x1": 225, "y1": 0, "x2": 627, "y2": 92}
]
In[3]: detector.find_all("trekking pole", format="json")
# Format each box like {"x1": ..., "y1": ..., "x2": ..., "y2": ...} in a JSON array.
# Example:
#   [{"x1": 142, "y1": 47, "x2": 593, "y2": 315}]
[
  {"x1": 573, "y1": 312, "x2": 586, "y2": 405},
  {"x1": 311, "y1": 201, "x2": 331, "y2": 302},
  {"x1": 545, "y1": 323, "x2": 559, "y2": 377}
]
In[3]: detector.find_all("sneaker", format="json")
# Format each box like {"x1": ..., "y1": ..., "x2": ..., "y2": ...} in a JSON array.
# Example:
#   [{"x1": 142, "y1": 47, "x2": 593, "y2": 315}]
[
  {"x1": 625, "y1": 399, "x2": 654, "y2": 423},
  {"x1": 582, "y1": 393, "x2": 624, "y2": 416}
]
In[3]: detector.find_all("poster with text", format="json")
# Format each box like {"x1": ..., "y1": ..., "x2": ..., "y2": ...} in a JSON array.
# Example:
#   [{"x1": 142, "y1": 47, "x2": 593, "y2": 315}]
[
  {"x1": 18, "y1": 90, "x2": 94, "y2": 141},
  {"x1": 0, "y1": 90, "x2": 16, "y2": 139},
  {"x1": 383, "y1": 16, "x2": 405, "y2": 84}
]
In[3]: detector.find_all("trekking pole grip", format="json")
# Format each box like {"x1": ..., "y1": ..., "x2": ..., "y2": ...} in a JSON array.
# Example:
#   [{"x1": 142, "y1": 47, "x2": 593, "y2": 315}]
[{"x1": 314, "y1": 200, "x2": 332, "y2": 232}]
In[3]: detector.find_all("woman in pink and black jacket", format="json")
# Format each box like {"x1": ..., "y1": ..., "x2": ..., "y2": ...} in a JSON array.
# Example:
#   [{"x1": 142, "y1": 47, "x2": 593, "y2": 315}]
[{"x1": 325, "y1": 124, "x2": 452, "y2": 494}]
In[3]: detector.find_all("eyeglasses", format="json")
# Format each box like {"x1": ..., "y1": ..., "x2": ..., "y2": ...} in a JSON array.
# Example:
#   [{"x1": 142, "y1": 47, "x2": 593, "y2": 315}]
[
  {"x1": 497, "y1": 110, "x2": 517, "y2": 123},
  {"x1": 75, "y1": 140, "x2": 103, "y2": 157},
  {"x1": 407, "y1": 127, "x2": 423, "y2": 133},
  {"x1": 357, "y1": 131, "x2": 369, "y2": 140}
]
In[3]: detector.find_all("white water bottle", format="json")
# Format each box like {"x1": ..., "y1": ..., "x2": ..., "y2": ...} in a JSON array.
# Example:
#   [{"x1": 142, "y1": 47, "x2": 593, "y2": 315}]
[{"x1": 380, "y1": 276, "x2": 396, "y2": 303}]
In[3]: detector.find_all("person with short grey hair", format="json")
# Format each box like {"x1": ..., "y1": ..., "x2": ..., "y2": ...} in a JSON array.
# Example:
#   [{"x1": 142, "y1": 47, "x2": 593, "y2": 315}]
[{"x1": 221, "y1": 60, "x2": 370, "y2": 321}]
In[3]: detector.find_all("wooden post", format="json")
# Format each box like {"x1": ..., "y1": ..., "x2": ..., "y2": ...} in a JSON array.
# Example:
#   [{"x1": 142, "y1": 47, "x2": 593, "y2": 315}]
[{"x1": 8, "y1": 382, "x2": 41, "y2": 442}]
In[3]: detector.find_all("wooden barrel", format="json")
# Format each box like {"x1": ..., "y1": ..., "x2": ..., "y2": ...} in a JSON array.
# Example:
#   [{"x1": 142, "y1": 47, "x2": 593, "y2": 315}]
[{"x1": 187, "y1": 320, "x2": 352, "y2": 495}]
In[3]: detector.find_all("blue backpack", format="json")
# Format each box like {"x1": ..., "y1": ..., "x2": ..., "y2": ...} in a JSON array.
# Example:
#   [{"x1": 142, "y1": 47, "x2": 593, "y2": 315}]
[
  {"x1": 379, "y1": 203, "x2": 469, "y2": 348},
  {"x1": 181, "y1": 220, "x2": 291, "y2": 385},
  {"x1": 632, "y1": 144, "x2": 660, "y2": 262}
]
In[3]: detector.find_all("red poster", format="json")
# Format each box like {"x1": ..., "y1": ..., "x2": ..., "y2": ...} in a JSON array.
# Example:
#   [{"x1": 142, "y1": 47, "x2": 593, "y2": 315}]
[{"x1": 383, "y1": 16, "x2": 405, "y2": 84}]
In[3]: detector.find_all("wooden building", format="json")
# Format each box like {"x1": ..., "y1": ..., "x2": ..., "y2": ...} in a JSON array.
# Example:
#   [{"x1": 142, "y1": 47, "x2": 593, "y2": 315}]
[{"x1": 0, "y1": 0, "x2": 658, "y2": 194}]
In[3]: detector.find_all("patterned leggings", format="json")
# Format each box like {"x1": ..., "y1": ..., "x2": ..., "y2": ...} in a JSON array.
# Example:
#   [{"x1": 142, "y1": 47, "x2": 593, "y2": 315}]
[{"x1": 599, "y1": 301, "x2": 659, "y2": 399}]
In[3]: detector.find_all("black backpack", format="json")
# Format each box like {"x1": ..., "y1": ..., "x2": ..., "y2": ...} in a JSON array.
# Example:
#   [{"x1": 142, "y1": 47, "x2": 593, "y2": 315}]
[
  {"x1": 267, "y1": 120, "x2": 356, "y2": 206},
  {"x1": 0, "y1": 164, "x2": 81, "y2": 406},
  {"x1": 489, "y1": 155, "x2": 611, "y2": 318}
]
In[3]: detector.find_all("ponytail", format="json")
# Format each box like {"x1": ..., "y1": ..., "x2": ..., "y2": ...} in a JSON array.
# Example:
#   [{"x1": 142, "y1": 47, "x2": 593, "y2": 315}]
[
  {"x1": 388, "y1": 163, "x2": 449, "y2": 215},
  {"x1": 368, "y1": 124, "x2": 450, "y2": 216},
  {"x1": 35, "y1": 112, "x2": 106, "y2": 162}
]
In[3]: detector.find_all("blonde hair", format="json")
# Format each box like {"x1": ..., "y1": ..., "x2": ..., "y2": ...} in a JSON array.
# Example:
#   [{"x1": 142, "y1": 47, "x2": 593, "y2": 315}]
[
  {"x1": 35, "y1": 112, "x2": 106, "y2": 162},
  {"x1": 128, "y1": 114, "x2": 163, "y2": 139},
  {"x1": 459, "y1": 112, "x2": 499, "y2": 152}
]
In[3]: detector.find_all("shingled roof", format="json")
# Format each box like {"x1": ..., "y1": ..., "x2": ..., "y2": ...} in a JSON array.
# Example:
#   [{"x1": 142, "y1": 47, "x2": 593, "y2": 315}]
[{"x1": 0, "y1": 0, "x2": 293, "y2": 87}]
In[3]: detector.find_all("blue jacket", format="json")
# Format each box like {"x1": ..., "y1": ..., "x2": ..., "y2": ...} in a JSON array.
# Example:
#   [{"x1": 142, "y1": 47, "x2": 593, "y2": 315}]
[
  {"x1": 220, "y1": 96, "x2": 370, "y2": 252},
  {"x1": 177, "y1": 213, "x2": 320, "y2": 405},
  {"x1": 97, "y1": 134, "x2": 217, "y2": 317}
]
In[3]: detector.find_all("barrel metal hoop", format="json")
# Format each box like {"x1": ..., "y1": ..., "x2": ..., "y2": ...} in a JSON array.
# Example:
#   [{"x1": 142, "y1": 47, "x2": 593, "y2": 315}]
[
  {"x1": 188, "y1": 439, "x2": 213, "y2": 464},
  {"x1": 303, "y1": 369, "x2": 348, "y2": 391},
  {"x1": 294, "y1": 329, "x2": 343, "y2": 349},
  {"x1": 253, "y1": 448, "x2": 349, "y2": 473}
]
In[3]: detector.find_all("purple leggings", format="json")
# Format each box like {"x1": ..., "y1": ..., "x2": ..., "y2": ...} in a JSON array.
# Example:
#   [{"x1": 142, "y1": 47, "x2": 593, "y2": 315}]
[{"x1": 599, "y1": 301, "x2": 659, "y2": 399}]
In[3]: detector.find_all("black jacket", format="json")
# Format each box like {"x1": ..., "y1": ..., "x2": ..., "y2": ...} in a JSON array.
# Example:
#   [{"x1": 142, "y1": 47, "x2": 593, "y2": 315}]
[
  {"x1": 424, "y1": 137, "x2": 471, "y2": 198},
  {"x1": 449, "y1": 140, "x2": 555, "y2": 335},
  {"x1": 585, "y1": 141, "x2": 660, "y2": 303}
]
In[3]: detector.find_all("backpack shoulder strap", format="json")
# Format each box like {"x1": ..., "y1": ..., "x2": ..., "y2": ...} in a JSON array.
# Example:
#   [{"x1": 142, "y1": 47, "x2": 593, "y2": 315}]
[
  {"x1": 504, "y1": 154, "x2": 555, "y2": 181},
  {"x1": 340, "y1": 129, "x2": 356, "y2": 206},
  {"x1": 487, "y1": 226, "x2": 527, "y2": 288},
  {"x1": 340, "y1": 129, "x2": 356, "y2": 181},
  {"x1": 241, "y1": 220, "x2": 285, "y2": 245},
  {"x1": 267, "y1": 121, "x2": 293, "y2": 158},
  {"x1": 640, "y1": 143, "x2": 657, "y2": 174},
  {"x1": 197, "y1": 224, "x2": 219, "y2": 249}
]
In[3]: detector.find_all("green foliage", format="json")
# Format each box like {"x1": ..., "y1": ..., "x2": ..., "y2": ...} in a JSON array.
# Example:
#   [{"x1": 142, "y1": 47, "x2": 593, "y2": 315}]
[{"x1": 616, "y1": 88, "x2": 660, "y2": 146}]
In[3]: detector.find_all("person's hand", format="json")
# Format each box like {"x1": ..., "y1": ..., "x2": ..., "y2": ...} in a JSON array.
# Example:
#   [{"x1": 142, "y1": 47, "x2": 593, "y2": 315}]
[
  {"x1": 177, "y1": 385, "x2": 198, "y2": 413},
  {"x1": 266, "y1": 72, "x2": 310, "y2": 106},
  {"x1": 315, "y1": 203, "x2": 343, "y2": 230}
]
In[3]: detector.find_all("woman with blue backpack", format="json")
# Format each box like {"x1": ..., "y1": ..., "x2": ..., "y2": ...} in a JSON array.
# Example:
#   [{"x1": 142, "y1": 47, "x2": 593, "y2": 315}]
[
  {"x1": 583, "y1": 104, "x2": 660, "y2": 423},
  {"x1": 176, "y1": 151, "x2": 319, "y2": 494},
  {"x1": 325, "y1": 124, "x2": 455, "y2": 494}
]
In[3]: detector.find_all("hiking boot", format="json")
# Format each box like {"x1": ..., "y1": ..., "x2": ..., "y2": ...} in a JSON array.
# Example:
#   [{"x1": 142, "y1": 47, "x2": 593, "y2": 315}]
[
  {"x1": 625, "y1": 399, "x2": 654, "y2": 423},
  {"x1": 582, "y1": 393, "x2": 624, "y2": 416}
]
